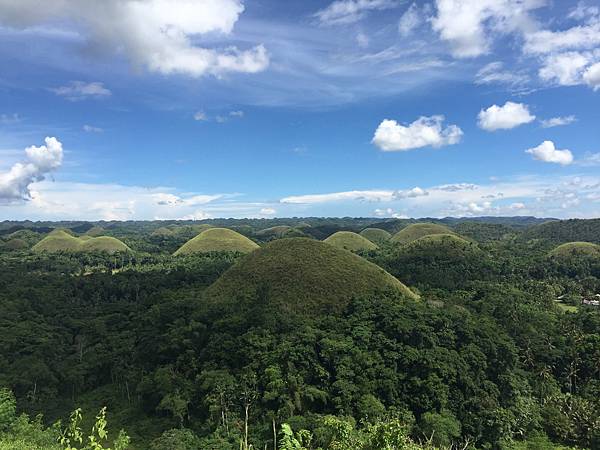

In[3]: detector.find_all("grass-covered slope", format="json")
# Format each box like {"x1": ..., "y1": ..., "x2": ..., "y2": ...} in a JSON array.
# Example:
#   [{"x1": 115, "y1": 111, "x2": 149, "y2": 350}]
[
  {"x1": 391, "y1": 222, "x2": 456, "y2": 244},
  {"x1": 85, "y1": 226, "x2": 105, "y2": 237},
  {"x1": 549, "y1": 242, "x2": 600, "y2": 258},
  {"x1": 1, "y1": 238, "x2": 29, "y2": 251},
  {"x1": 32, "y1": 230, "x2": 83, "y2": 252},
  {"x1": 80, "y1": 236, "x2": 130, "y2": 253},
  {"x1": 360, "y1": 228, "x2": 392, "y2": 245},
  {"x1": 255, "y1": 225, "x2": 292, "y2": 238},
  {"x1": 205, "y1": 238, "x2": 418, "y2": 316},
  {"x1": 379, "y1": 234, "x2": 486, "y2": 290},
  {"x1": 324, "y1": 231, "x2": 378, "y2": 252},
  {"x1": 174, "y1": 228, "x2": 259, "y2": 255},
  {"x1": 33, "y1": 231, "x2": 129, "y2": 254}
]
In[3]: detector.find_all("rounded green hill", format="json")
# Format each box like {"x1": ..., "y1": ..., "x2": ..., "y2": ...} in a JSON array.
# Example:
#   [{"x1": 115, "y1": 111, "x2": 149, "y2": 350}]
[
  {"x1": 205, "y1": 238, "x2": 418, "y2": 316},
  {"x1": 85, "y1": 226, "x2": 105, "y2": 237},
  {"x1": 174, "y1": 228, "x2": 259, "y2": 255},
  {"x1": 33, "y1": 231, "x2": 130, "y2": 254},
  {"x1": 324, "y1": 231, "x2": 378, "y2": 252},
  {"x1": 391, "y1": 223, "x2": 456, "y2": 245},
  {"x1": 360, "y1": 228, "x2": 392, "y2": 245},
  {"x1": 549, "y1": 242, "x2": 600, "y2": 258},
  {"x1": 2, "y1": 238, "x2": 29, "y2": 251},
  {"x1": 402, "y1": 233, "x2": 475, "y2": 254},
  {"x1": 33, "y1": 230, "x2": 83, "y2": 252},
  {"x1": 255, "y1": 225, "x2": 292, "y2": 238},
  {"x1": 80, "y1": 236, "x2": 130, "y2": 253}
]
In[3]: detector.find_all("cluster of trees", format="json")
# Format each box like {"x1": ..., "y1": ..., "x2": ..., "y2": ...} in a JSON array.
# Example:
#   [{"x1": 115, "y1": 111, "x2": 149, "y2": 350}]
[{"x1": 0, "y1": 219, "x2": 599, "y2": 449}]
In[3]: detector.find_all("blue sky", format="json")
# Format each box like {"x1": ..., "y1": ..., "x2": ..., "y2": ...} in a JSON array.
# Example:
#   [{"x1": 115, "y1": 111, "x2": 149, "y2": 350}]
[{"x1": 1, "y1": 0, "x2": 600, "y2": 220}]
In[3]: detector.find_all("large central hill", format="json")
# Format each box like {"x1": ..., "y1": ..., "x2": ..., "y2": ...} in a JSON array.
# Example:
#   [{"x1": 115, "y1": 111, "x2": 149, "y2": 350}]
[
  {"x1": 204, "y1": 238, "x2": 418, "y2": 317},
  {"x1": 174, "y1": 228, "x2": 259, "y2": 255}
]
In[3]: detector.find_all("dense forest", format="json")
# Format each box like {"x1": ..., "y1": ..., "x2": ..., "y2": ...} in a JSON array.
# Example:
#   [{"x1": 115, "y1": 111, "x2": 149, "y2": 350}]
[{"x1": 0, "y1": 217, "x2": 599, "y2": 449}]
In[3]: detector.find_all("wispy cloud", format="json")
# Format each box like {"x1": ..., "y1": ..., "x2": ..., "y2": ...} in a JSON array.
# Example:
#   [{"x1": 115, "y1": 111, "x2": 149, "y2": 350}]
[
  {"x1": 540, "y1": 115, "x2": 577, "y2": 128},
  {"x1": 51, "y1": 81, "x2": 111, "y2": 101},
  {"x1": 315, "y1": 0, "x2": 398, "y2": 26}
]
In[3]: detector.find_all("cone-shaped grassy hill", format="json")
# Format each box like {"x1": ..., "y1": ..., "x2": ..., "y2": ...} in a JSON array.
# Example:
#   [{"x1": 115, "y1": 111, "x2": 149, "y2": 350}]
[
  {"x1": 205, "y1": 238, "x2": 418, "y2": 316},
  {"x1": 33, "y1": 231, "x2": 129, "y2": 254},
  {"x1": 80, "y1": 236, "x2": 130, "y2": 253},
  {"x1": 391, "y1": 222, "x2": 456, "y2": 245},
  {"x1": 174, "y1": 228, "x2": 259, "y2": 255},
  {"x1": 324, "y1": 231, "x2": 378, "y2": 252},
  {"x1": 401, "y1": 233, "x2": 475, "y2": 255},
  {"x1": 33, "y1": 230, "x2": 83, "y2": 252},
  {"x1": 2, "y1": 238, "x2": 29, "y2": 251},
  {"x1": 360, "y1": 228, "x2": 392, "y2": 245},
  {"x1": 85, "y1": 226, "x2": 105, "y2": 237},
  {"x1": 255, "y1": 226, "x2": 292, "y2": 238},
  {"x1": 549, "y1": 242, "x2": 600, "y2": 258},
  {"x1": 383, "y1": 234, "x2": 485, "y2": 290}
]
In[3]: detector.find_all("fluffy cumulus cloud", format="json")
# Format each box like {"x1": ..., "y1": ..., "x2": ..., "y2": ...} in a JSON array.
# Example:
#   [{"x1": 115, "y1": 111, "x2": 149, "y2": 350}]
[
  {"x1": 431, "y1": 0, "x2": 543, "y2": 58},
  {"x1": 315, "y1": 0, "x2": 396, "y2": 25},
  {"x1": 583, "y1": 62, "x2": 600, "y2": 90},
  {"x1": 0, "y1": 137, "x2": 63, "y2": 202},
  {"x1": 540, "y1": 116, "x2": 576, "y2": 128},
  {"x1": 372, "y1": 116, "x2": 463, "y2": 151},
  {"x1": 526, "y1": 141, "x2": 574, "y2": 165},
  {"x1": 538, "y1": 51, "x2": 594, "y2": 86},
  {"x1": 477, "y1": 101, "x2": 536, "y2": 131},
  {"x1": 523, "y1": 21, "x2": 600, "y2": 55},
  {"x1": 0, "y1": 0, "x2": 269, "y2": 77}
]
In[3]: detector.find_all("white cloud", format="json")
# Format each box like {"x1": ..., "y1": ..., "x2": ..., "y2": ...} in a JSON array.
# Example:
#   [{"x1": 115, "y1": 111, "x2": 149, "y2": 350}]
[
  {"x1": 0, "y1": 137, "x2": 63, "y2": 202},
  {"x1": 229, "y1": 110, "x2": 244, "y2": 118},
  {"x1": 0, "y1": 0, "x2": 269, "y2": 77},
  {"x1": 281, "y1": 190, "x2": 396, "y2": 204},
  {"x1": 193, "y1": 111, "x2": 208, "y2": 121},
  {"x1": 398, "y1": 3, "x2": 421, "y2": 37},
  {"x1": 474, "y1": 62, "x2": 530, "y2": 87},
  {"x1": 315, "y1": 0, "x2": 397, "y2": 26},
  {"x1": 83, "y1": 124, "x2": 103, "y2": 133},
  {"x1": 523, "y1": 21, "x2": 600, "y2": 55},
  {"x1": 583, "y1": 62, "x2": 600, "y2": 90},
  {"x1": 538, "y1": 51, "x2": 593, "y2": 86},
  {"x1": 540, "y1": 116, "x2": 576, "y2": 128},
  {"x1": 526, "y1": 140, "x2": 574, "y2": 165},
  {"x1": 51, "y1": 81, "x2": 111, "y2": 101},
  {"x1": 395, "y1": 186, "x2": 429, "y2": 199},
  {"x1": 280, "y1": 187, "x2": 429, "y2": 205},
  {"x1": 355, "y1": 32, "x2": 369, "y2": 48},
  {"x1": 568, "y1": 2, "x2": 600, "y2": 21},
  {"x1": 477, "y1": 101, "x2": 536, "y2": 131},
  {"x1": 260, "y1": 207, "x2": 276, "y2": 215},
  {"x1": 432, "y1": 0, "x2": 543, "y2": 58},
  {"x1": 372, "y1": 115, "x2": 463, "y2": 151},
  {"x1": 578, "y1": 152, "x2": 600, "y2": 167},
  {"x1": 510, "y1": 202, "x2": 526, "y2": 210},
  {"x1": 436, "y1": 183, "x2": 478, "y2": 191},
  {"x1": 152, "y1": 192, "x2": 221, "y2": 206},
  {"x1": 0, "y1": 113, "x2": 21, "y2": 125}
]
